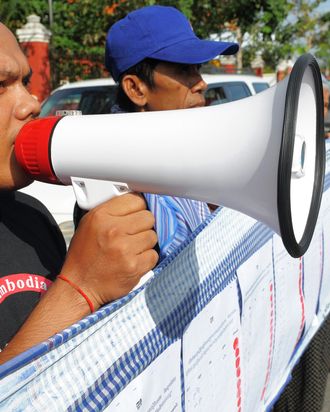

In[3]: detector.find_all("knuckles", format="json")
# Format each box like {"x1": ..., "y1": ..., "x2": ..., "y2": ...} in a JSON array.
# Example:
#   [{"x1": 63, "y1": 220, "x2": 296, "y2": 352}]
[
  {"x1": 110, "y1": 237, "x2": 131, "y2": 259},
  {"x1": 122, "y1": 258, "x2": 139, "y2": 277},
  {"x1": 143, "y1": 210, "x2": 156, "y2": 226},
  {"x1": 68, "y1": 197, "x2": 159, "y2": 303},
  {"x1": 148, "y1": 249, "x2": 159, "y2": 268}
]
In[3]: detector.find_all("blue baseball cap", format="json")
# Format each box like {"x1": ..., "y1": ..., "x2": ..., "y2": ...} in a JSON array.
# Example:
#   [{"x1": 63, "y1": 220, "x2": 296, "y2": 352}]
[{"x1": 105, "y1": 5, "x2": 239, "y2": 82}]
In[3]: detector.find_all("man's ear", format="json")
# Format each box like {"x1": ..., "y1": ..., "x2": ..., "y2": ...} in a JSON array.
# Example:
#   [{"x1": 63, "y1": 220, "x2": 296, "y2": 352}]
[{"x1": 121, "y1": 75, "x2": 148, "y2": 109}]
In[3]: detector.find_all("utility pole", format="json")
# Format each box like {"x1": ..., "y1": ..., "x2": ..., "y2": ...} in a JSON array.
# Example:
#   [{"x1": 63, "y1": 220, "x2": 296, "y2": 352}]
[{"x1": 48, "y1": 0, "x2": 53, "y2": 27}]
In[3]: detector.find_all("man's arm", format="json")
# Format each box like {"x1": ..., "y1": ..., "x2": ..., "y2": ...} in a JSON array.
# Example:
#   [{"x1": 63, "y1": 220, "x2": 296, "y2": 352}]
[{"x1": 0, "y1": 193, "x2": 158, "y2": 364}]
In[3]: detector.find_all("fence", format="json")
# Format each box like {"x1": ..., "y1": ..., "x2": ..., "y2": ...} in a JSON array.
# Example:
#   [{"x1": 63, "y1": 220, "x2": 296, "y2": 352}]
[{"x1": 0, "y1": 144, "x2": 330, "y2": 412}]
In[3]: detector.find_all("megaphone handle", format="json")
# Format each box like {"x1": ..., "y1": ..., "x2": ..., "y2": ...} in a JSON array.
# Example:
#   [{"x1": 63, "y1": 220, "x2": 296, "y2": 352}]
[{"x1": 71, "y1": 177, "x2": 131, "y2": 210}]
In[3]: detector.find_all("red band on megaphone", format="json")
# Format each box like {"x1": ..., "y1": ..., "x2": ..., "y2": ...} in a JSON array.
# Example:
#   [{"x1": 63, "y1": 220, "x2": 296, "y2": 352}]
[{"x1": 15, "y1": 116, "x2": 62, "y2": 184}]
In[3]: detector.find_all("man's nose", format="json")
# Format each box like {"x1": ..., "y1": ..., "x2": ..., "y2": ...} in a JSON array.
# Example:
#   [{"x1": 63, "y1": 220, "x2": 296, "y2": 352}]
[
  {"x1": 14, "y1": 87, "x2": 41, "y2": 120},
  {"x1": 191, "y1": 75, "x2": 208, "y2": 93}
]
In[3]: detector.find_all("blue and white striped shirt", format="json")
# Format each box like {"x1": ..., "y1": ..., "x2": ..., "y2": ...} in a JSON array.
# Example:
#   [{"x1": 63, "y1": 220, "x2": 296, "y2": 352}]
[{"x1": 144, "y1": 194, "x2": 210, "y2": 261}]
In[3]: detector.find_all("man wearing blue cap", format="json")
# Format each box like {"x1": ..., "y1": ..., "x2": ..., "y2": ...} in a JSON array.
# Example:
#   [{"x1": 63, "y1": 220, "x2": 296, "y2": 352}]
[
  {"x1": 105, "y1": 5, "x2": 239, "y2": 260},
  {"x1": 105, "y1": 9, "x2": 330, "y2": 411}
]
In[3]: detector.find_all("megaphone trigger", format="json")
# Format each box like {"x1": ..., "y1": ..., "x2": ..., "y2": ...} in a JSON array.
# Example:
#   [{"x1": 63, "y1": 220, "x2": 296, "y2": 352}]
[{"x1": 71, "y1": 177, "x2": 131, "y2": 210}]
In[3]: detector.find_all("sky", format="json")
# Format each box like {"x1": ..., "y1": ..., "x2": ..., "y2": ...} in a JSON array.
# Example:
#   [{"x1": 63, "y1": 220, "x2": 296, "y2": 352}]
[{"x1": 318, "y1": 0, "x2": 330, "y2": 13}]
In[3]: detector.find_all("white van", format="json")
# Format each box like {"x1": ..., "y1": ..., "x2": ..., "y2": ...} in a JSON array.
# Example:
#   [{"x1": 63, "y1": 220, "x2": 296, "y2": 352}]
[{"x1": 40, "y1": 74, "x2": 269, "y2": 117}]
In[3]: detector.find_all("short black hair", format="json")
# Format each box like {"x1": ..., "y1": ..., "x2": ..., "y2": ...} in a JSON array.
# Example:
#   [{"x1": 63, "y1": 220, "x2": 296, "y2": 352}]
[{"x1": 115, "y1": 58, "x2": 161, "y2": 112}]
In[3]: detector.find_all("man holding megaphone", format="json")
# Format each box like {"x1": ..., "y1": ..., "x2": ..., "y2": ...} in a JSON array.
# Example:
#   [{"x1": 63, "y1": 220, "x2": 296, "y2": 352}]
[
  {"x1": 0, "y1": 23, "x2": 158, "y2": 363},
  {"x1": 0, "y1": 6, "x2": 239, "y2": 363}
]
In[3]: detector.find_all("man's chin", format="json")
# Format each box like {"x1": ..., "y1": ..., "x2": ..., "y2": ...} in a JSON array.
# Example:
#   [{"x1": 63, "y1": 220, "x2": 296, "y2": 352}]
[
  {"x1": 7, "y1": 151, "x2": 34, "y2": 190},
  {"x1": 13, "y1": 175, "x2": 34, "y2": 190},
  {"x1": 13, "y1": 178, "x2": 34, "y2": 191}
]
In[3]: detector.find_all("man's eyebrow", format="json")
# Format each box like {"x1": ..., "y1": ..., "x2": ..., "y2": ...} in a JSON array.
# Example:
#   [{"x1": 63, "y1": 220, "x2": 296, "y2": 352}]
[
  {"x1": 0, "y1": 66, "x2": 18, "y2": 79},
  {"x1": 0, "y1": 65, "x2": 31, "y2": 82}
]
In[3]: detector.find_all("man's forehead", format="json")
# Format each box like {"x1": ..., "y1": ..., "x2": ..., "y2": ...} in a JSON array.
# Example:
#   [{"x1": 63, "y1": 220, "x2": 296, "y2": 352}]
[
  {"x1": 0, "y1": 25, "x2": 30, "y2": 78},
  {"x1": 0, "y1": 23, "x2": 18, "y2": 47}
]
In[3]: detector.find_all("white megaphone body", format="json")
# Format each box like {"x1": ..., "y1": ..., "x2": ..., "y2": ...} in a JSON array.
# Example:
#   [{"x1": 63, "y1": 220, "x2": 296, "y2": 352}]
[{"x1": 15, "y1": 54, "x2": 325, "y2": 258}]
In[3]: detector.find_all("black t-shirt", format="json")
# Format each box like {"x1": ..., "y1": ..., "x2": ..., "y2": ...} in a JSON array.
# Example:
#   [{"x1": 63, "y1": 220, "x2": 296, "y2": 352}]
[{"x1": 0, "y1": 191, "x2": 66, "y2": 349}]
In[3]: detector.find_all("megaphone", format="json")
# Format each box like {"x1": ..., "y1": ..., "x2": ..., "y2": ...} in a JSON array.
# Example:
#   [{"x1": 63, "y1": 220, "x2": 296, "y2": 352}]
[{"x1": 15, "y1": 53, "x2": 325, "y2": 258}]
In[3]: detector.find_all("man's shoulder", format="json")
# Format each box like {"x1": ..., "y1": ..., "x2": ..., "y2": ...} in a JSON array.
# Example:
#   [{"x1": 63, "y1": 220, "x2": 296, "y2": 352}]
[
  {"x1": 2, "y1": 190, "x2": 54, "y2": 217},
  {"x1": 0, "y1": 190, "x2": 65, "y2": 247},
  {"x1": 17, "y1": 190, "x2": 53, "y2": 211}
]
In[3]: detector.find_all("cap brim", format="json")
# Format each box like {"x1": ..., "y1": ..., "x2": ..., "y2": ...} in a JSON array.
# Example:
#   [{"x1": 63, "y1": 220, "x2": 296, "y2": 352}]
[{"x1": 148, "y1": 38, "x2": 239, "y2": 64}]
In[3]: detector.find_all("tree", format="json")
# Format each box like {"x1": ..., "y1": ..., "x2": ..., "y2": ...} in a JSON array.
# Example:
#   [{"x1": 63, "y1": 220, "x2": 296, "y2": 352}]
[
  {"x1": 2, "y1": 0, "x2": 329, "y2": 86},
  {"x1": 1, "y1": 0, "x2": 49, "y2": 29},
  {"x1": 243, "y1": 0, "x2": 329, "y2": 72},
  {"x1": 315, "y1": 10, "x2": 330, "y2": 73},
  {"x1": 0, "y1": 0, "x2": 20, "y2": 26},
  {"x1": 3, "y1": 0, "x2": 113, "y2": 86}
]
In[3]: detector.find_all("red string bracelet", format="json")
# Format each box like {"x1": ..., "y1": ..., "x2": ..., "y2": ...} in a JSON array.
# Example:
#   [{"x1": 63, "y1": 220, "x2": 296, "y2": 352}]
[{"x1": 57, "y1": 274, "x2": 95, "y2": 313}]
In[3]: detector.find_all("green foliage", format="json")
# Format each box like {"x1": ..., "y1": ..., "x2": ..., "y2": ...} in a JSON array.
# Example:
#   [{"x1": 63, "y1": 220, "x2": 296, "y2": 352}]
[
  {"x1": 48, "y1": 0, "x2": 110, "y2": 86},
  {"x1": 2, "y1": 0, "x2": 48, "y2": 29},
  {"x1": 243, "y1": 0, "x2": 329, "y2": 71},
  {"x1": 310, "y1": 9, "x2": 330, "y2": 70},
  {"x1": 0, "y1": 0, "x2": 19, "y2": 26},
  {"x1": 1, "y1": 0, "x2": 329, "y2": 86}
]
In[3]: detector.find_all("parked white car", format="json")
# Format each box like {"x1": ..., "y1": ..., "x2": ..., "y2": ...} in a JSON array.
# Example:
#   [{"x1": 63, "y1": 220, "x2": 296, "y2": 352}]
[
  {"x1": 20, "y1": 73, "x2": 271, "y2": 244},
  {"x1": 39, "y1": 74, "x2": 269, "y2": 117}
]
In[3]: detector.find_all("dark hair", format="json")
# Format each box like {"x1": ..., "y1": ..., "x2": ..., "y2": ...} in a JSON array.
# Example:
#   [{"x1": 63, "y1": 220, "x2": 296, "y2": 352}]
[{"x1": 115, "y1": 58, "x2": 161, "y2": 112}]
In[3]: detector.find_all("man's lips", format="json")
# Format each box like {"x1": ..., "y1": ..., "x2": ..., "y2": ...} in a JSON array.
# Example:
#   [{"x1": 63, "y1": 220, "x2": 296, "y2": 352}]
[
  {"x1": 190, "y1": 103, "x2": 205, "y2": 108},
  {"x1": 190, "y1": 97, "x2": 206, "y2": 108}
]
